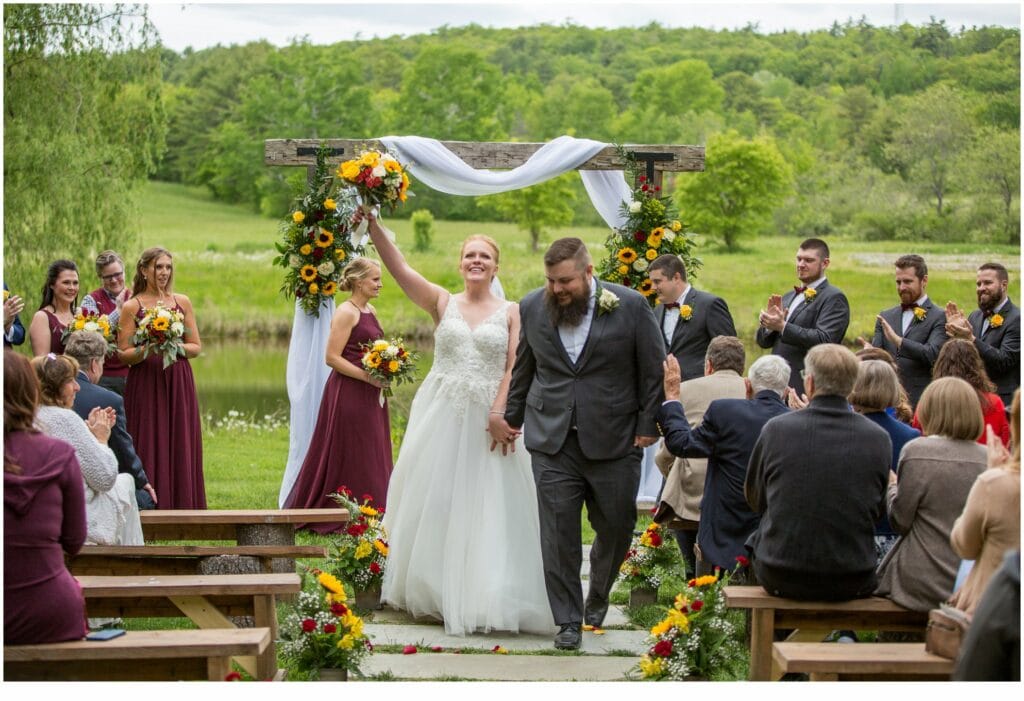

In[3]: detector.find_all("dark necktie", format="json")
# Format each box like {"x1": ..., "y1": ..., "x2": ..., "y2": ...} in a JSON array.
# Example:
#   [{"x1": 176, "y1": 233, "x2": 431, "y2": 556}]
[{"x1": 900, "y1": 303, "x2": 916, "y2": 312}]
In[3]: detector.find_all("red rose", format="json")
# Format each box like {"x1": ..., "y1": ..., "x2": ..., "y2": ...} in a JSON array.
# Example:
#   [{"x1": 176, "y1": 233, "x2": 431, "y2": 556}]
[
  {"x1": 653, "y1": 639, "x2": 673, "y2": 657},
  {"x1": 369, "y1": 562, "x2": 382, "y2": 574},
  {"x1": 313, "y1": 248, "x2": 324, "y2": 260},
  {"x1": 654, "y1": 185, "x2": 661, "y2": 192},
  {"x1": 362, "y1": 493, "x2": 374, "y2": 503},
  {"x1": 323, "y1": 623, "x2": 337, "y2": 634},
  {"x1": 648, "y1": 532, "x2": 663, "y2": 547},
  {"x1": 633, "y1": 230, "x2": 646, "y2": 242},
  {"x1": 331, "y1": 602, "x2": 348, "y2": 616},
  {"x1": 622, "y1": 277, "x2": 632, "y2": 286},
  {"x1": 638, "y1": 175, "x2": 647, "y2": 183},
  {"x1": 688, "y1": 579, "x2": 697, "y2": 587},
  {"x1": 224, "y1": 671, "x2": 243, "y2": 681},
  {"x1": 431, "y1": 646, "x2": 443, "y2": 652},
  {"x1": 402, "y1": 645, "x2": 417, "y2": 655},
  {"x1": 691, "y1": 600, "x2": 704, "y2": 612},
  {"x1": 735, "y1": 555, "x2": 750, "y2": 567},
  {"x1": 339, "y1": 485, "x2": 352, "y2": 496},
  {"x1": 301, "y1": 618, "x2": 316, "y2": 633},
  {"x1": 641, "y1": 184, "x2": 649, "y2": 192}
]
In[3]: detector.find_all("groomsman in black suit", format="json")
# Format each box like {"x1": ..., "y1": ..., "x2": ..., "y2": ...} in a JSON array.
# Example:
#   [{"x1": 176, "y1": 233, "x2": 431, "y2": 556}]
[
  {"x1": 861, "y1": 254, "x2": 947, "y2": 407},
  {"x1": 755, "y1": 238, "x2": 850, "y2": 396},
  {"x1": 945, "y1": 262, "x2": 1020, "y2": 408},
  {"x1": 648, "y1": 254, "x2": 736, "y2": 381}
]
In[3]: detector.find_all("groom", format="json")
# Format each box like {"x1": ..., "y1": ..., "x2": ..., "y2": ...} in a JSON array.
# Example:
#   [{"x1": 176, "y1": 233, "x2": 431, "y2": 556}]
[{"x1": 503, "y1": 237, "x2": 664, "y2": 649}]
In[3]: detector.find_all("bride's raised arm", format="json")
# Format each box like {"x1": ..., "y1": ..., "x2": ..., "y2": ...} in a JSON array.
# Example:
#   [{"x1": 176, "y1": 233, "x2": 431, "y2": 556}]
[{"x1": 364, "y1": 212, "x2": 446, "y2": 325}]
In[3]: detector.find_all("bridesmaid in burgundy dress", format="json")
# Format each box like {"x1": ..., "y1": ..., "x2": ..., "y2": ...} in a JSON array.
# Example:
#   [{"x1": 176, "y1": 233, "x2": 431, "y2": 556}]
[
  {"x1": 28, "y1": 259, "x2": 80, "y2": 357},
  {"x1": 117, "y1": 247, "x2": 206, "y2": 509},
  {"x1": 284, "y1": 258, "x2": 393, "y2": 532}
]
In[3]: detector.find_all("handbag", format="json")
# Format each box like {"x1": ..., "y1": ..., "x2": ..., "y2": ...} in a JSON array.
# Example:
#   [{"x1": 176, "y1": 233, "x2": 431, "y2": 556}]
[{"x1": 924, "y1": 603, "x2": 972, "y2": 659}]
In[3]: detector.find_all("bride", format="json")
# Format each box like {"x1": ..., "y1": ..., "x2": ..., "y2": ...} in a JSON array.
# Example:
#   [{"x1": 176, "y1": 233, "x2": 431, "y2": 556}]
[{"x1": 363, "y1": 211, "x2": 554, "y2": 636}]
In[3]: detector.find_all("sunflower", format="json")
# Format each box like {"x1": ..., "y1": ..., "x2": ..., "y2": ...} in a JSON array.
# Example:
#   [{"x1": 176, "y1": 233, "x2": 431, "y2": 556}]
[
  {"x1": 151, "y1": 316, "x2": 170, "y2": 331},
  {"x1": 299, "y1": 265, "x2": 317, "y2": 282},
  {"x1": 617, "y1": 247, "x2": 638, "y2": 264},
  {"x1": 317, "y1": 571, "x2": 345, "y2": 596},
  {"x1": 387, "y1": 360, "x2": 400, "y2": 373},
  {"x1": 316, "y1": 228, "x2": 334, "y2": 248},
  {"x1": 335, "y1": 248, "x2": 347, "y2": 261},
  {"x1": 322, "y1": 281, "x2": 337, "y2": 296},
  {"x1": 639, "y1": 279, "x2": 655, "y2": 296}
]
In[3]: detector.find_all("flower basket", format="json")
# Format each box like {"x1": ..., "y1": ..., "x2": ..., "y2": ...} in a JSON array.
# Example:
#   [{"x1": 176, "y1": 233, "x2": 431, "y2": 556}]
[
  {"x1": 316, "y1": 667, "x2": 348, "y2": 682},
  {"x1": 355, "y1": 585, "x2": 383, "y2": 611}
]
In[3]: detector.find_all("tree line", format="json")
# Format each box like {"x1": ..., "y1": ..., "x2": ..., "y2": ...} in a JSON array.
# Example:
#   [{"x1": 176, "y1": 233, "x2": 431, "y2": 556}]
[{"x1": 4, "y1": 5, "x2": 1019, "y2": 298}]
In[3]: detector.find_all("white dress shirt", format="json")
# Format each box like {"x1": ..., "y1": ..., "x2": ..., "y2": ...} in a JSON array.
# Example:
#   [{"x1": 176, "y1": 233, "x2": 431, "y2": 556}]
[
  {"x1": 900, "y1": 295, "x2": 929, "y2": 334},
  {"x1": 981, "y1": 298, "x2": 1009, "y2": 336},
  {"x1": 662, "y1": 284, "x2": 691, "y2": 344},
  {"x1": 558, "y1": 277, "x2": 597, "y2": 364},
  {"x1": 786, "y1": 276, "x2": 827, "y2": 321}
]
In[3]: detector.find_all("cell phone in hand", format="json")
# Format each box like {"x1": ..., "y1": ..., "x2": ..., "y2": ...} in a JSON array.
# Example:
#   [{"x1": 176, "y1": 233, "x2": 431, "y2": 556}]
[{"x1": 86, "y1": 628, "x2": 126, "y2": 641}]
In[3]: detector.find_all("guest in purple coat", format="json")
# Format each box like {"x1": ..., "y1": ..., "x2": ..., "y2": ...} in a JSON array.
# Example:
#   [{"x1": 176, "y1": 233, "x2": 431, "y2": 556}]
[{"x1": 4, "y1": 349, "x2": 88, "y2": 644}]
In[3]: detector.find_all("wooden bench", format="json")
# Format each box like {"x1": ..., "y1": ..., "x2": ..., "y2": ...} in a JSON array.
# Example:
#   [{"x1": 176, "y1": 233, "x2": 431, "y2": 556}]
[
  {"x1": 79, "y1": 572, "x2": 300, "y2": 680},
  {"x1": 4, "y1": 627, "x2": 271, "y2": 681},
  {"x1": 772, "y1": 642, "x2": 954, "y2": 681},
  {"x1": 723, "y1": 585, "x2": 929, "y2": 680},
  {"x1": 140, "y1": 508, "x2": 349, "y2": 543},
  {"x1": 68, "y1": 544, "x2": 328, "y2": 576}
]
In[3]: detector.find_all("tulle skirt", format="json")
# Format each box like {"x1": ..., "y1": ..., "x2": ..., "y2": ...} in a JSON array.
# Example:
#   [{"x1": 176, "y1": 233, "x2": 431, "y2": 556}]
[{"x1": 381, "y1": 376, "x2": 555, "y2": 636}]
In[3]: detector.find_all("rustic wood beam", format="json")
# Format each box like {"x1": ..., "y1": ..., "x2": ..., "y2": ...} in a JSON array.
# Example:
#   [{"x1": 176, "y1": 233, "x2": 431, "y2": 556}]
[{"x1": 265, "y1": 139, "x2": 704, "y2": 172}]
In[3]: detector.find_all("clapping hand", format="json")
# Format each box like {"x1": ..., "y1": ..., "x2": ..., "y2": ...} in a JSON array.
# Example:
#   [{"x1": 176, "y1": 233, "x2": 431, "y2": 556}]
[
  {"x1": 759, "y1": 294, "x2": 786, "y2": 332},
  {"x1": 662, "y1": 354, "x2": 681, "y2": 401},
  {"x1": 785, "y1": 386, "x2": 808, "y2": 410},
  {"x1": 944, "y1": 301, "x2": 973, "y2": 340},
  {"x1": 985, "y1": 424, "x2": 1011, "y2": 468},
  {"x1": 3, "y1": 293, "x2": 24, "y2": 332},
  {"x1": 876, "y1": 315, "x2": 901, "y2": 347},
  {"x1": 85, "y1": 406, "x2": 116, "y2": 444}
]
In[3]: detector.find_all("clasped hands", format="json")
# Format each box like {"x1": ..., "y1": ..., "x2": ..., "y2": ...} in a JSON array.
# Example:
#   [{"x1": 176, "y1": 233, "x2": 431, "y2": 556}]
[
  {"x1": 488, "y1": 413, "x2": 521, "y2": 456},
  {"x1": 758, "y1": 294, "x2": 786, "y2": 332}
]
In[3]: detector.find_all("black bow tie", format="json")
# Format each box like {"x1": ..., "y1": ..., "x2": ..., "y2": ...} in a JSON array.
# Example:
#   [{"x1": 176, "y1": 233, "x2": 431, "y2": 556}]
[
  {"x1": 663, "y1": 302, "x2": 680, "y2": 309},
  {"x1": 793, "y1": 285, "x2": 807, "y2": 294},
  {"x1": 900, "y1": 303, "x2": 917, "y2": 312},
  {"x1": 984, "y1": 308, "x2": 997, "y2": 318}
]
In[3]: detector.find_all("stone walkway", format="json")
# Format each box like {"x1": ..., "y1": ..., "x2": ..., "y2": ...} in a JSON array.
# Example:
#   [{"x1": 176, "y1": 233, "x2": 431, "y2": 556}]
[{"x1": 359, "y1": 544, "x2": 650, "y2": 681}]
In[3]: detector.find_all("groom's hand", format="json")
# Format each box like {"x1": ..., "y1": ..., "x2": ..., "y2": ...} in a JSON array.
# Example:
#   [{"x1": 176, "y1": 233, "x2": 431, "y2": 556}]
[
  {"x1": 488, "y1": 415, "x2": 521, "y2": 456},
  {"x1": 634, "y1": 435, "x2": 658, "y2": 448}
]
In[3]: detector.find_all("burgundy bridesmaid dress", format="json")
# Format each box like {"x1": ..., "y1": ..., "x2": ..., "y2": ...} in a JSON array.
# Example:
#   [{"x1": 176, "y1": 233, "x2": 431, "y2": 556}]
[
  {"x1": 284, "y1": 309, "x2": 393, "y2": 532},
  {"x1": 44, "y1": 309, "x2": 68, "y2": 354}
]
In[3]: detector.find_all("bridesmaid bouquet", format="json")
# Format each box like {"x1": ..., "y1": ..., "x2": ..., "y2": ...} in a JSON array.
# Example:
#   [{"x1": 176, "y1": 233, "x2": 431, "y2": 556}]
[
  {"x1": 61, "y1": 309, "x2": 117, "y2": 354},
  {"x1": 360, "y1": 337, "x2": 419, "y2": 405},
  {"x1": 132, "y1": 302, "x2": 187, "y2": 369},
  {"x1": 336, "y1": 147, "x2": 412, "y2": 215}
]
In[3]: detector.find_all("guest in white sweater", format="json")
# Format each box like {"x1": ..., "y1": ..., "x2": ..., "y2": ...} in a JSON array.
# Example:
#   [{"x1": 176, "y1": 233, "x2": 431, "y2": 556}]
[{"x1": 31, "y1": 353, "x2": 143, "y2": 546}]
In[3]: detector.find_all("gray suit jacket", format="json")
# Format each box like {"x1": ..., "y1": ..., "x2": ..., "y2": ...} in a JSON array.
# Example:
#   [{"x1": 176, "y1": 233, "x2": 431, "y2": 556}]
[
  {"x1": 755, "y1": 280, "x2": 850, "y2": 395},
  {"x1": 506, "y1": 280, "x2": 665, "y2": 461},
  {"x1": 968, "y1": 298, "x2": 1020, "y2": 407},
  {"x1": 871, "y1": 298, "x2": 948, "y2": 406},
  {"x1": 656, "y1": 287, "x2": 737, "y2": 381}
]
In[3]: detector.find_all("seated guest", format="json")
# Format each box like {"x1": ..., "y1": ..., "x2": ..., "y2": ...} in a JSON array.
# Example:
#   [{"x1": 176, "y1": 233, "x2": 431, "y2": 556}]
[
  {"x1": 875, "y1": 377, "x2": 988, "y2": 612},
  {"x1": 912, "y1": 338, "x2": 1010, "y2": 447},
  {"x1": 949, "y1": 389, "x2": 1020, "y2": 615},
  {"x1": 4, "y1": 349, "x2": 88, "y2": 644},
  {"x1": 953, "y1": 549, "x2": 1020, "y2": 681},
  {"x1": 653, "y1": 335, "x2": 747, "y2": 575},
  {"x1": 656, "y1": 352, "x2": 790, "y2": 579},
  {"x1": 849, "y1": 360, "x2": 922, "y2": 561},
  {"x1": 855, "y1": 346, "x2": 914, "y2": 423},
  {"x1": 64, "y1": 331, "x2": 157, "y2": 509},
  {"x1": 745, "y1": 344, "x2": 891, "y2": 600},
  {"x1": 31, "y1": 354, "x2": 143, "y2": 546}
]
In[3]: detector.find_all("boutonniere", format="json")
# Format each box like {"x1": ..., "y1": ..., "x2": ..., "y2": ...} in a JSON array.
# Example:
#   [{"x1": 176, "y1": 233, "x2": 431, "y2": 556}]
[
  {"x1": 597, "y1": 288, "x2": 619, "y2": 315},
  {"x1": 803, "y1": 288, "x2": 817, "y2": 303},
  {"x1": 912, "y1": 306, "x2": 927, "y2": 323},
  {"x1": 678, "y1": 304, "x2": 693, "y2": 321},
  {"x1": 990, "y1": 313, "x2": 1004, "y2": 328}
]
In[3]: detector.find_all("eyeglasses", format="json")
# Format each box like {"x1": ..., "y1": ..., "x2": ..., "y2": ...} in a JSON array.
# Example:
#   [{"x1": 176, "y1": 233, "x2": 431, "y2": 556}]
[{"x1": 101, "y1": 271, "x2": 124, "y2": 282}]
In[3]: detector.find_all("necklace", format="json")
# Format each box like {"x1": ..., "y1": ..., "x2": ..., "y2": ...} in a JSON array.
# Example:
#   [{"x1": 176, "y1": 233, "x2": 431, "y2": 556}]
[{"x1": 348, "y1": 299, "x2": 368, "y2": 313}]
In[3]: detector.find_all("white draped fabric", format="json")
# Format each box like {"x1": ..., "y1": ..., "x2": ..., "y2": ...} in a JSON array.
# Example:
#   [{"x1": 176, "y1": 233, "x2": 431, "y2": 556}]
[{"x1": 280, "y1": 135, "x2": 657, "y2": 505}]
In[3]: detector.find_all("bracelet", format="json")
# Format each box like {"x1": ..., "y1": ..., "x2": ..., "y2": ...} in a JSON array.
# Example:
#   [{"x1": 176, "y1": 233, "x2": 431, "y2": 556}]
[{"x1": 489, "y1": 411, "x2": 505, "y2": 415}]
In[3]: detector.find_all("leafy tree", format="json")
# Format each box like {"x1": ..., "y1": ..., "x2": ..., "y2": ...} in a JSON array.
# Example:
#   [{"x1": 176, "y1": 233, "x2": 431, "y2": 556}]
[
  {"x1": 474, "y1": 174, "x2": 576, "y2": 252},
  {"x1": 885, "y1": 83, "x2": 974, "y2": 215},
  {"x1": 527, "y1": 76, "x2": 617, "y2": 141},
  {"x1": 3, "y1": 3, "x2": 165, "y2": 302},
  {"x1": 966, "y1": 127, "x2": 1020, "y2": 243},
  {"x1": 675, "y1": 130, "x2": 792, "y2": 252},
  {"x1": 631, "y1": 59, "x2": 724, "y2": 115}
]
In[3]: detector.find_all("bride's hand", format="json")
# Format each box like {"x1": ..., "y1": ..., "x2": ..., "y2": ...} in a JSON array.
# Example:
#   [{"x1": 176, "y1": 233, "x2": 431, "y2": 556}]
[{"x1": 487, "y1": 415, "x2": 521, "y2": 456}]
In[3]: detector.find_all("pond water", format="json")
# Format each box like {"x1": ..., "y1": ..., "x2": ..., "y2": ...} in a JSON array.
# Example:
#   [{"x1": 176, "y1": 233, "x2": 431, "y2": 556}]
[{"x1": 191, "y1": 336, "x2": 434, "y2": 421}]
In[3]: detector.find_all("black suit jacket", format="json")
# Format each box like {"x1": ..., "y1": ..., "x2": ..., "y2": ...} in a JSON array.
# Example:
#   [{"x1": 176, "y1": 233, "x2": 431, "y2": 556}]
[
  {"x1": 871, "y1": 298, "x2": 948, "y2": 407},
  {"x1": 71, "y1": 371, "x2": 153, "y2": 508},
  {"x1": 656, "y1": 390, "x2": 789, "y2": 570},
  {"x1": 656, "y1": 287, "x2": 737, "y2": 381},
  {"x1": 3, "y1": 282, "x2": 25, "y2": 347},
  {"x1": 968, "y1": 299, "x2": 1021, "y2": 408},
  {"x1": 755, "y1": 280, "x2": 850, "y2": 395}
]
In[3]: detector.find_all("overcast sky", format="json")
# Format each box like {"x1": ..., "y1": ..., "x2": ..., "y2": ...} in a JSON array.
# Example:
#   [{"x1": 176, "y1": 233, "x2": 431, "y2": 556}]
[{"x1": 148, "y1": 1, "x2": 1021, "y2": 52}]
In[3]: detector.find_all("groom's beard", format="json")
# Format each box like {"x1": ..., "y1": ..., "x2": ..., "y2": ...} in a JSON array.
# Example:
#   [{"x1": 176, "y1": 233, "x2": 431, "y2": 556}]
[{"x1": 545, "y1": 288, "x2": 591, "y2": 327}]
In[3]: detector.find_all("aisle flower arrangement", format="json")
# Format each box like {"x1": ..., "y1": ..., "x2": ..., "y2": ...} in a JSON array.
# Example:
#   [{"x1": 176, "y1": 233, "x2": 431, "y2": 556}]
[
  {"x1": 618, "y1": 522, "x2": 681, "y2": 591},
  {"x1": 599, "y1": 147, "x2": 701, "y2": 306},
  {"x1": 336, "y1": 146, "x2": 412, "y2": 214},
  {"x1": 636, "y1": 564, "x2": 746, "y2": 680},
  {"x1": 279, "y1": 569, "x2": 372, "y2": 680},
  {"x1": 360, "y1": 337, "x2": 420, "y2": 401},
  {"x1": 274, "y1": 143, "x2": 362, "y2": 318},
  {"x1": 130, "y1": 302, "x2": 186, "y2": 368},
  {"x1": 61, "y1": 309, "x2": 117, "y2": 353},
  {"x1": 326, "y1": 486, "x2": 388, "y2": 595}
]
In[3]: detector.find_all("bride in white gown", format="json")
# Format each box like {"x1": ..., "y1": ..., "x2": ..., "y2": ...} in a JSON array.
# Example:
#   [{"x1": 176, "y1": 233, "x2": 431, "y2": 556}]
[{"x1": 363, "y1": 213, "x2": 554, "y2": 636}]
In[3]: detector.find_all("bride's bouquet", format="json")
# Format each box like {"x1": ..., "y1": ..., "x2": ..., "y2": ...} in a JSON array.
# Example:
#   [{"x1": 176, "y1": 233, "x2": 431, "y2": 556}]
[
  {"x1": 360, "y1": 337, "x2": 419, "y2": 405},
  {"x1": 131, "y1": 302, "x2": 187, "y2": 369},
  {"x1": 61, "y1": 309, "x2": 117, "y2": 354},
  {"x1": 336, "y1": 147, "x2": 413, "y2": 217}
]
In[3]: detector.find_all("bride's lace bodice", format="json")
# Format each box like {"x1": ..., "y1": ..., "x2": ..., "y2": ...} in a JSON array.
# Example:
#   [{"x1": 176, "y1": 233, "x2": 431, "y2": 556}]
[{"x1": 426, "y1": 297, "x2": 509, "y2": 416}]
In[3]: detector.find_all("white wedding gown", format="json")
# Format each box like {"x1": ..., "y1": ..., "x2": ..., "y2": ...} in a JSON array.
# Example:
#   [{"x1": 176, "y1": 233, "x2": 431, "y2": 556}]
[{"x1": 381, "y1": 297, "x2": 555, "y2": 635}]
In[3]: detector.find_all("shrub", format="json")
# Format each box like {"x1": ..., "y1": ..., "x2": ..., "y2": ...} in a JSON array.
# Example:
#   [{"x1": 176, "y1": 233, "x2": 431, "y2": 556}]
[{"x1": 411, "y1": 209, "x2": 434, "y2": 252}]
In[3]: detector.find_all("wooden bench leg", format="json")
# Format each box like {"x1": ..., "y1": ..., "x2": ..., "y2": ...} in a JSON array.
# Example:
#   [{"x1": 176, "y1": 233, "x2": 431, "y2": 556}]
[
  {"x1": 749, "y1": 608, "x2": 775, "y2": 681},
  {"x1": 208, "y1": 656, "x2": 231, "y2": 681},
  {"x1": 252, "y1": 594, "x2": 279, "y2": 681},
  {"x1": 169, "y1": 594, "x2": 258, "y2": 679}
]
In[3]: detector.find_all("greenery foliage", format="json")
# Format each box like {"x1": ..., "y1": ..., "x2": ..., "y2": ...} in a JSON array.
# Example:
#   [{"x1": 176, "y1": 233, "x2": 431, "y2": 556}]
[{"x1": 410, "y1": 209, "x2": 435, "y2": 252}]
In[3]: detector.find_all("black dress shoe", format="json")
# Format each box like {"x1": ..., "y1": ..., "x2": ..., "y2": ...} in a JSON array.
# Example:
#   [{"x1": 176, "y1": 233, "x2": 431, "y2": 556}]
[
  {"x1": 584, "y1": 600, "x2": 609, "y2": 628},
  {"x1": 554, "y1": 622, "x2": 582, "y2": 650}
]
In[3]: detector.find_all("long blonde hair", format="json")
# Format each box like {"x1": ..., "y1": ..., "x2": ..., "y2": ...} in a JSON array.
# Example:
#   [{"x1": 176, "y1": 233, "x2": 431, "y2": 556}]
[{"x1": 131, "y1": 246, "x2": 174, "y2": 296}]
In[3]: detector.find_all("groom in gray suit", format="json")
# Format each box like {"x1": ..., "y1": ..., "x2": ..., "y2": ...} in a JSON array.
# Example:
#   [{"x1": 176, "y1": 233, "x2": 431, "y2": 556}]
[{"x1": 504, "y1": 238, "x2": 665, "y2": 649}]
